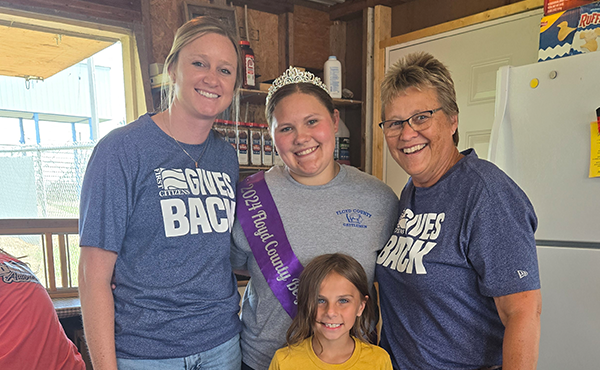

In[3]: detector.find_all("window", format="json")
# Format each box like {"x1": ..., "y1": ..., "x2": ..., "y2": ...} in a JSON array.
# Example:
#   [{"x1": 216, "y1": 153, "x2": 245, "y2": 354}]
[{"x1": 0, "y1": 11, "x2": 146, "y2": 296}]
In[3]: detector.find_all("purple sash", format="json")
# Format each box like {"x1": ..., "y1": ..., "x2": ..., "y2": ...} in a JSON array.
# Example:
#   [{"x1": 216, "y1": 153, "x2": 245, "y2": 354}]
[{"x1": 236, "y1": 171, "x2": 303, "y2": 318}]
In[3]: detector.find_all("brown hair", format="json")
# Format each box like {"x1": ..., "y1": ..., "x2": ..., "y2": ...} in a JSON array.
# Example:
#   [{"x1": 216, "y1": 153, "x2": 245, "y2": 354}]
[
  {"x1": 160, "y1": 16, "x2": 242, "y2": 112},
  {"x1": 286, "y1": 253, "x2": 375, "y2": 347},
  {"x1": 381, "y1": 51, "x2": 460, "y2": 146},
  {"x1": 265, "y1": 83, "x2": 336, "y2": 131}
]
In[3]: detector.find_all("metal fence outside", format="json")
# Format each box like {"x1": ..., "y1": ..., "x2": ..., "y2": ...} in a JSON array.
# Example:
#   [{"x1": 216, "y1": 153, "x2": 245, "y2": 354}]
[{"x1": 0, "y1": 143, "x2": 95, "y2": 219}]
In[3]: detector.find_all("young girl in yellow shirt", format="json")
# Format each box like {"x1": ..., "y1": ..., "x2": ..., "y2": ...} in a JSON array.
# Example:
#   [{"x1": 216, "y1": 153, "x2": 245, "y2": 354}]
[{"x1": 269, "y1": 253, "x2": 392, "y2": 370}]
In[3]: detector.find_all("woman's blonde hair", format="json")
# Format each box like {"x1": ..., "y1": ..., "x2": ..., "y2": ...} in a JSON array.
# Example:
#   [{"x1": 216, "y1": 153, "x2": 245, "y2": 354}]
[
  {"x1": 286, "y1": 253, "x2": 375, "y2": 347},
  {"x1": 160, "y1": 16, "x2": 242, "y2": 112},
  {"x1": 381, "y1": 51, "x2": 460, "y2": 146}
]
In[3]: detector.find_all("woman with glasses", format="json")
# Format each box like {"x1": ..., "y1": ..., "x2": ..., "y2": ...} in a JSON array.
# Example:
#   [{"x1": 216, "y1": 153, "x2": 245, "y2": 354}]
[{"x1": 375, "y1": 52, "x2": 542, "y2": 370}]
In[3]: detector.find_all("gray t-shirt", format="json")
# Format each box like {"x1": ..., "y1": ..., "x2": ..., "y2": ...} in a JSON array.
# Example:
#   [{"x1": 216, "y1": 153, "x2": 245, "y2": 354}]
[{"x1": 231, "y1": 165, "x2": 398, "y2": 370}]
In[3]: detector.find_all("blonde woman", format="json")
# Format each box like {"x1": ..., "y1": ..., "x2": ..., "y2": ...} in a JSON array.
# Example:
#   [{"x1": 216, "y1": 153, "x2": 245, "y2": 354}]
[{"x1": 79, "y1": 17, "x2": 243, "y2": 370}]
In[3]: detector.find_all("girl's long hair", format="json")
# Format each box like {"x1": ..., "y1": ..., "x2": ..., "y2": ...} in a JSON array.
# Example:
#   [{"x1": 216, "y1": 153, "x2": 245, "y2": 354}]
[{"x1": 285, "y1": 253, "x2": 375, "y2": 347}]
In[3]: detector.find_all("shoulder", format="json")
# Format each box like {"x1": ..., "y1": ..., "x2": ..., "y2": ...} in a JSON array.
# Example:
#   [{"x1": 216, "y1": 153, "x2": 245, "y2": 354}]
[
  {"x1": 271, "y1": 339, "x2": 310, "y2": 363},
  {"x1": 264, "y1": 165, "x2": 290, "y2": 187},
  {"x1": 342, "y1": 166, "x2": 397, "y2": 199},
  {"x1": 357, "y1": 339, "x2": 389, "y2": 356},
  {"x1": 455, "y1": 149, "x2": 528, "y2": 200},
  {"x1": 91, "y1": 114, "x2": 155, "y2": 157},
  {"x1": 460, "y1": 149, "x2": 513, "y2": 184},
  {"x1": 355, "y1": 339, "x2": 393, "y2": 368}
]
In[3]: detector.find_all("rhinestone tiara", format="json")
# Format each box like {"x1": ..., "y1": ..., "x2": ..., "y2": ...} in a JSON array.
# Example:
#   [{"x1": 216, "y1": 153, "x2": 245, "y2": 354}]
[{"x1": 265, "y1": 66, "x2": 329, "y2": 105}]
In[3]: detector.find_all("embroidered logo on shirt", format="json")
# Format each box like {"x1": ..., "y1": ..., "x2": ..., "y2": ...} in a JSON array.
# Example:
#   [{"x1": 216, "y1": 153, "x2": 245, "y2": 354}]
[
  {"x1": 517, "y1": 270, "x2": 529, "y2": 279},
  {"x1": 336, "y1": 209, "x2": 371, "y2": 229}
]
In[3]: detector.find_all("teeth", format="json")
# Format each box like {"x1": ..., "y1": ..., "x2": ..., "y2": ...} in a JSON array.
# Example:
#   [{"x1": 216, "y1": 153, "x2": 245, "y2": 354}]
[
  {"x1": 296, "y1": 147, "x2": 317, "y2": 156},
  {"x1": 403, "y1": 144, "x2": 426, "y2": 154},
  {"x1": 197, "y1": 90, "x2": 218, "y2": 99},
  {"x1": 324, "y1": 323, "x2": 341, "y2": 328}
]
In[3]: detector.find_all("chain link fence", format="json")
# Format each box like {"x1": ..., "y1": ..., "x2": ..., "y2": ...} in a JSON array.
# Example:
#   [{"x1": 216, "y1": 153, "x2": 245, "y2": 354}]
[{"x1": 0, "y1": 142, "x2": 95, "y2": 218}]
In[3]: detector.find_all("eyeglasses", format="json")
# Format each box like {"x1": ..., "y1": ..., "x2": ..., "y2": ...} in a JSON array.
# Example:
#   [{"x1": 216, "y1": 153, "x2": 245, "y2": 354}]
[{"x1": 379, "y1": 108, "x2": 443, "y2": 137}]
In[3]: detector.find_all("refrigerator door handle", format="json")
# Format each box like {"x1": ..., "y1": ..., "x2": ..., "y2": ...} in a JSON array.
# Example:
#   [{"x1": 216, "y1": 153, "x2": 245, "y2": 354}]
[{"x1": 488, "y1": 65, "x2": 511, "y2": 164}]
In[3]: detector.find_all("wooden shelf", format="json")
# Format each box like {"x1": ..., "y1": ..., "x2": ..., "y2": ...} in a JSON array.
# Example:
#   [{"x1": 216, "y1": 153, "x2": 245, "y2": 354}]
[{"x1": 333, "y1": 97, "x2": 362, "y2": 107}]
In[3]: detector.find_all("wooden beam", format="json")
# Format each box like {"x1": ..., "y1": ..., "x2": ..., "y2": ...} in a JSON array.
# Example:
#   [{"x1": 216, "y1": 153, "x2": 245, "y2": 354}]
[
  {"x1": 362, "y1": 6, "x2": 373, "y2": 173},
  {"x1": 371, "y1": 5, "x2": 390, "y2": 181},
  {"x1": 58, "y1": 234, "x2": 69, "y2": 288},
  {"x1": 329, "y1": 0, "x2": 398, "y2": 21},
  {"x1": 230, "y1": 0, "x2": 327, "y2": 14},
  {"x1": 380, "y1": 0, "x2": 544, "y2": 49},
  {"x1": 0, "y1": 0, "x2": 143, "y2": 23},
  {"x1": 0, "y1": 218, "x2": 78, "y2": 235},
  {"x1": 135, "y1": 1, "x2": 154, "y2": 112},
  {"x1": 278, "y1": 12, "x2": 293, "y2": 73},
  {"x1": 45, "y1": 233, "x2": 57, "y2": 292}
]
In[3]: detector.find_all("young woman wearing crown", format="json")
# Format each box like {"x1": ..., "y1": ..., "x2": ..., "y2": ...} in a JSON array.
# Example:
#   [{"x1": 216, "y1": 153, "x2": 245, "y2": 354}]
[{"x1": 231, "y1": 67, "x2": 399, "y2": 370}]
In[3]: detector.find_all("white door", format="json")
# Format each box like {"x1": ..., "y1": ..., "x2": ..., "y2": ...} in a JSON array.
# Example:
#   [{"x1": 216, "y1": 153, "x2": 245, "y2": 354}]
[{"x1": 383, "y1": 9, "x2": 542, "y2": 195}]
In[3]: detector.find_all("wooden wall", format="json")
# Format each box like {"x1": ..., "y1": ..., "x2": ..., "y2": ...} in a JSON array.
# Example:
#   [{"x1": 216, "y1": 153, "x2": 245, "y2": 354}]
[
  {"x1": 0, "y1": 0, "x2": 143, "y2": 24},
  {"x1": 391, "y1": 0, "x2": 524, "y2": 36},
  {"x1": 149, "y1": 1, "x2": 331, "y2": 84},
  {"x1": 292, "y1": 5, "x2": 331, "y2": 71}
]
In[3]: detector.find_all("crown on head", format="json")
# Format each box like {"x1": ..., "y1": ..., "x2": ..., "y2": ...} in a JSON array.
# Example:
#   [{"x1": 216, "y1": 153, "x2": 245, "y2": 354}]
[{"x1": 265, "y1": 66, "x2": 329, "y2": 105}]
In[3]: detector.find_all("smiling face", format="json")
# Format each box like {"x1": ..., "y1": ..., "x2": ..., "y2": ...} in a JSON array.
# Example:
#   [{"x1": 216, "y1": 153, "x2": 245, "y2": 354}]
[
  {"x1": 169, "y1": 32, "x2": 237, "y2": 123},
  {"x1": 313, "y1": 271, "x2": 366, "y2": 347},
  {"x1": 384, "y1": 86, "x2": 460, "y2": 187},
  {"x1": 271, "y1": 92, "x2": 339, "y2": 185}
]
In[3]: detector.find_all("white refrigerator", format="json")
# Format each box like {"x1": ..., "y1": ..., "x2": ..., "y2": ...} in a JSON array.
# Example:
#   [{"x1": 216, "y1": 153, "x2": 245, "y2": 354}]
[{"x1": 489, "y1": 50, "x2": 600, "y2": 369}]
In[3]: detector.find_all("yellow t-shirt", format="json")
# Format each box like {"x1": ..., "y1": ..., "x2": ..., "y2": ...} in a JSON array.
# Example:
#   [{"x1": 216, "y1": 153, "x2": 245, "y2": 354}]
[{"x1": 268, "y1": 336, "x2": 393, "y2": 370}]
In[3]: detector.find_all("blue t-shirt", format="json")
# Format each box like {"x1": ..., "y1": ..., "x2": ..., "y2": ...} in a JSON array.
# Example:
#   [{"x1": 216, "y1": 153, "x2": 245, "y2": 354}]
[
  {"x1": 376, "y1": 149, "x2": 540, "y2": 369},
  {"x1": 79, "y1": 113, "x2": 241, "y2": 359}
]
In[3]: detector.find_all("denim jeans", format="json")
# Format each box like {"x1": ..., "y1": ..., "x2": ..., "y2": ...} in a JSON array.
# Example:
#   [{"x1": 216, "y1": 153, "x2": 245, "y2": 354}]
[{"x1": 117, "y1": 334, "x2": 241, "y2": 370}]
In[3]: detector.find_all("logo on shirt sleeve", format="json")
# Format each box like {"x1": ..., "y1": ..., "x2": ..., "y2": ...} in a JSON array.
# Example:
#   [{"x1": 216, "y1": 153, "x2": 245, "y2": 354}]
[
  {"x1": 0, "y1": 261, "x2": 39, "y2": 284},
  {"x1": 517, "y1": 270, "x2": 529, "y2": 279}
]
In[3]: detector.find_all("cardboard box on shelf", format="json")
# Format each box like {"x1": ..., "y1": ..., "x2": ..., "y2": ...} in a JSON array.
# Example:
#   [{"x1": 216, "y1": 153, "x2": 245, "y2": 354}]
[
  {"x1": 544, "y1": 0, "x2": 597, "y2": 15},
  {"x1": 539, "y1": 7, "x2": 581, "y2": 60},
  {"x1": 572, "y1": 2, "x2": 600, "y2": 54},
  {"x1": 539, "y1": 2, "x2": 600, "y2": 61}
]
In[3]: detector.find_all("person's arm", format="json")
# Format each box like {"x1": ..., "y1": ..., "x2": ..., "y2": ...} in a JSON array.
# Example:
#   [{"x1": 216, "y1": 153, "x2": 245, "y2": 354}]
[
  {"x1": 79, "y1": 246, "x2": 118, "y2": 370},
  {"x1": 493, "y1": 289, "x2": 542, "y2": 370}
]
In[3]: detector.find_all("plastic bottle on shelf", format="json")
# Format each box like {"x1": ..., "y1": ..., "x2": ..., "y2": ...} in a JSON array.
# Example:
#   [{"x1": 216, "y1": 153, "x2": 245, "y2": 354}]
[
  {"x1": 249, "y1": 122, "x2": 263, "y2": 166},
  {"x1": 261, "y1": 123, "x2": 273, "y2": 166},
  {"x1": 324, "y1": 56, "x2": 342, "y2": 99},
  {"x1": 239, "y1": 40, "x2": 256, "y2": 89},
  {"x1": 334, "y1": 117, "x2": 351, "y2": 165},
  {"x1": 273, "y1": 146, "x2": 284, "y2": 167},
  {"x1": 237, "y1": 122, "x2": 249, "y2": 165}
]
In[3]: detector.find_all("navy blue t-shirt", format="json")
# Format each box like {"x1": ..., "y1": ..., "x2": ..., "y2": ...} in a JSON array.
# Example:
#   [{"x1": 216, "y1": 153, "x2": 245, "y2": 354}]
[
  {"x1": 79, "y1": 113, "x2": 241, "y2": 359},
  {"x1": 376, "y1": 149, "x2": 540, "y2": 369}
]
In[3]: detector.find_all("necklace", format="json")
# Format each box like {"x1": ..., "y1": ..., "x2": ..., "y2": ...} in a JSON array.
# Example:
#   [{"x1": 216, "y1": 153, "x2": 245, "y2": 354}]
[{"x1": 164, "y1": 115, "x2": 211, "y2": 168}]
